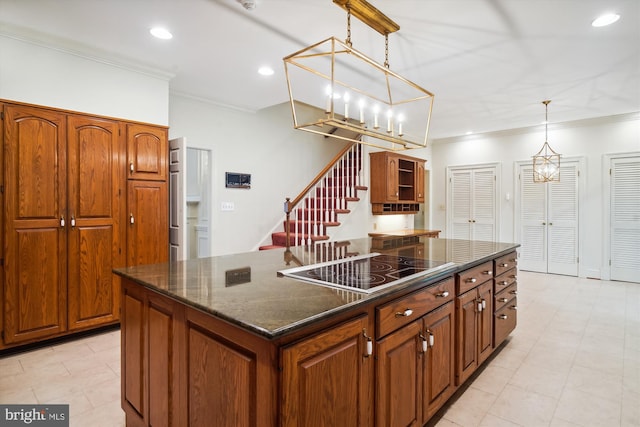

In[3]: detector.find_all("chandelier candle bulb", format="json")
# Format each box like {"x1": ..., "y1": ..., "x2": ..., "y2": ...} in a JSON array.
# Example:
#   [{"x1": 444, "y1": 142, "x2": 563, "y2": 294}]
[
  {"x1": 387, "y1": 110, "x2": 392, "y2": 133},
  {"x1": 359, "y1": 100, "x2": 365, "y2": 124},
  {"x1": 373, "y1": 105, "x2": 379, "y2": 129}
]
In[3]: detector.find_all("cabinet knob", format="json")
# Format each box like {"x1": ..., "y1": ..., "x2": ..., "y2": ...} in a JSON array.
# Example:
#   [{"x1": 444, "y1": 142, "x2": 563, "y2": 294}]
[
  {"x1": 477, "y1": 302, "x2": 483, "y2": 312},
  {"x1": 435, "y1": 291, "x2": 449, "y2": 298},
  {"x1": 510, "y1": 305, "x2": 518, "y2": 310},
  {"x1": 498, "y1": 297, "x2": 508, "y2": 303},
  {"x1": 498, "y1": 314, "x2": 508, "y2": 320},
  {"x1": 70, "y1": 216, "x2": 76, "y2": 228},
  {"x1": 500, "y1": 263, "x2": 508, "y2": 268},
  {"x1": 427, "y1": 331, "x2": 434, "y2": 347},
  {"x1": 500, "y1": 280, "x2": 508, "y2": 286},
  {"x1": 129, "y1": 162, "x2": 134, "y2": 174},
  {"x1": 130, "y1": 213, "x2": 135, "y2": 225},
  {"x1": 483, "y1": 270, "x2": 493, "y2": 275},
  {"x1": 60, "y1": 216, "x2": 65, "y2": 227},
  {"x1": 481, "y1": 299, "x2": 487, "y2": 310},
  {"x1": 395, "y1": 308, "x2": 413, "y2": 317},
  {"x1": 466, "y1": 278, "x2": 477, "y2": 284},
  {"x1": 509, "y1": 290, "x2": 518, "y2": 295}
]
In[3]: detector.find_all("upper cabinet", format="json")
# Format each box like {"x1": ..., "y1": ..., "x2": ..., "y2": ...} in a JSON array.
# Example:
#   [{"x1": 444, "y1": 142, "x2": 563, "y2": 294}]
[
  {"x1": 370, "y1": 151, "x2": 427, "y2": 214},
  {"x1": 127, "y1": 124, "x2": 167, "y2": 181}
]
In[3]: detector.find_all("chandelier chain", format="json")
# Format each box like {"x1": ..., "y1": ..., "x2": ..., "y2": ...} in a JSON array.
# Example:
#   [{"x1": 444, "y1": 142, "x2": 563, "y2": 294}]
[
  {"x1": 346, "y1": 4, "x2": 352, "y2": 47},
  {"x1": 384, "y1": 34, "x2": 389, "y2": 68}
]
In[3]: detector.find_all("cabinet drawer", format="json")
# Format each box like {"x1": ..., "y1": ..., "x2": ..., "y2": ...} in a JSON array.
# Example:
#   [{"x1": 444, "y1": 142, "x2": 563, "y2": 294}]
[
  {"x1": 494, "y1": 297, "x2": 517, "y2": 346},
  {"x1": 494, "y1": 282, "x2": 517, "y2": 311},
  {"x1": 456, "y1": 261, "x2": 493, "y2": 295},
  {"x1": 494, "y1": 252, "x2": 518, "y2": 276},
  {"x1": 494, "y1": 268, "x2": 517, "y2": 292},
  {"x1": 376, "y1": 277, "x2": 454, "y2": 339}
]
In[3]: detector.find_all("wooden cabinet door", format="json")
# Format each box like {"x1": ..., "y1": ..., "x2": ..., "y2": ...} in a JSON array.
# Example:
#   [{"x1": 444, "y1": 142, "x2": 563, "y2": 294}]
[
  {"x1": 385, "y1": 155, "x2": 400, "y2": 201},
  {"x1": 376, "y1": 320, "x2": 422, "y2": 427},
  {"x1": 477, "y1": 281, "x2": 494, "y2": 364},
  {"x1": 455, "y1": 289, "x2": 478, "y2": 385},
  {"x1": 281, "y1": 315, "x2": 372, "y2": 427},
  {"x1": 422, "y1": 301, "x2": 455, "y2": 422},
  {"x1": 127, "y1": 124, "x2": 167, "y2": 181},
  {"x1": 67, "y1": 115, "x2": 121, "y2": 330},
  {"x1": 127, "y1": 180, "x2": 168, "y2": 266},
  {"x1": 3, "y1": 105, "x2": 68, "y2": 344},
  {"x1": 416, "y1": 161, "x2": 425, "y2": 203}
]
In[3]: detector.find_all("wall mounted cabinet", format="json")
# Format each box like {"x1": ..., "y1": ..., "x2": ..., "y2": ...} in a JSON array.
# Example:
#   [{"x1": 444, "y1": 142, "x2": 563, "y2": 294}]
[
  {"x1": 1, "y1": 100, "x2": 168, "y2": 349},
  {"x1": 370, "y1": 151, "x2": 426, "y2": 214}
]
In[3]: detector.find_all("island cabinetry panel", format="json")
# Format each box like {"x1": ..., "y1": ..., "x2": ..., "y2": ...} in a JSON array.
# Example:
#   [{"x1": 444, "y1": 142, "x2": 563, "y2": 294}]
[
  {"x1": 370, "y1": 151, "x2": 426, "y2": 214},
  {"x1": 281, "y1": 315, "x2": 372, "y2": 427},
  {"x1": 494, "y1": 251, "x2": 518, "y2": 347},
  {"x1": 185, "y1": 307, "x2": 277, "y2": 427},
  {"x1": 121, "y1": 279, "x2": 278, "y2": 427},
  {"x1": 455, "y1": 266, "x2": 494, "y2": 385},
  {"x1": 375, "y1": 277, "x2": 455, "y2": 426},
  {"x1": 121, "y1": 281, "x2": 184, "y2": 427},
  {"x1": 2, "y1": 103, "x2": 123, "y2": 347}
]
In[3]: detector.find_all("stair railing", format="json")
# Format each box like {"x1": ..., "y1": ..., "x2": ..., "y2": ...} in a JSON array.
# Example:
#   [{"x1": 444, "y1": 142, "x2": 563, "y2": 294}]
[{"x1": 284, "y1": 141, "x2": 363, "y2": 248}]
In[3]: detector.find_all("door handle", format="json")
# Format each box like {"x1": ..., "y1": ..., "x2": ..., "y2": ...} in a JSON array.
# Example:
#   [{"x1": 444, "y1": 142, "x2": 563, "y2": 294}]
[
  {"x1": 130, "y1": 213, "x2": 135, "y2": 224},
  {"x1": 60, "y1": 216, "x2": 65, "y2": 227}
]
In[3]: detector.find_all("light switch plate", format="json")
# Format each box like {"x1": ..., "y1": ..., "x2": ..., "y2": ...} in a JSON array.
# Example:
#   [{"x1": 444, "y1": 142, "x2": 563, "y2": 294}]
[{"x1": 221, "y1": 201, "x2": 235, "y2": 211}]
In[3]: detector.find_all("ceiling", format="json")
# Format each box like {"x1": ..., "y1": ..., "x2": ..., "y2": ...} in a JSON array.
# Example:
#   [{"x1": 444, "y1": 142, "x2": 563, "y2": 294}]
[{"x1": 1, "y1": 0, "x2": 638, "y2": 139}]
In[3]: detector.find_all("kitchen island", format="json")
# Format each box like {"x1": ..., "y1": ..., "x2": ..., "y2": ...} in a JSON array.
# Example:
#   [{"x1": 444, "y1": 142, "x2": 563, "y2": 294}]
[{"x1": 114, "y1": 237, "x2": 519, "y2": 427}]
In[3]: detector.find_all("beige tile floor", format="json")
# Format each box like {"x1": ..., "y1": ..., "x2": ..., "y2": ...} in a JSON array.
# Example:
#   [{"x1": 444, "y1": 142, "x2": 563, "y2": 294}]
[{"x1": 0, "y1": 271, "x2": 638, "y2": 426}]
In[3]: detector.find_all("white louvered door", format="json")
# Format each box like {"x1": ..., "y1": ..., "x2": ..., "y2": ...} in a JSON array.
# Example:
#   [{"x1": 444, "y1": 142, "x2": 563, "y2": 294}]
[
  {"x1": 518, "y1": 162, "x2": 579, "y2": 275},
  {"x1": 449, "y1": 166, "x2": 497, "y2": 242},
  {"x1": 610, "y1": 156, "x2": 640, "y2": 282}
]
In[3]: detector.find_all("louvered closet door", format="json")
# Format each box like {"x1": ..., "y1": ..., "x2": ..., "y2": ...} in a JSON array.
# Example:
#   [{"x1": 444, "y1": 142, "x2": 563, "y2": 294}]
[
  {"x1": 518, "y1": 162, "x2": 579, "y2": 276},
  {"x1": 610, "y1": 157, "x2": 640, "y2": 283},
  {"x1": 449, "y1": 167, "x2": 497, "y2": 242}
]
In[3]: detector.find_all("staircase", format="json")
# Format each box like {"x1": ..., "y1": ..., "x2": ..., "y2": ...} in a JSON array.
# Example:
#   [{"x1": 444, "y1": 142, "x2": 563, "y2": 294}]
[{"x1": 259, "y1": 142, "x2": 367, "y2": 250}]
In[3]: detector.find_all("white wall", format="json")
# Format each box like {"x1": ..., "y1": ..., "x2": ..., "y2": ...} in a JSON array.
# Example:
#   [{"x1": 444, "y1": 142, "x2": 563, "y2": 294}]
[
  {"x1": 0, "y1": 34, "x2": 169, "y2": 124},
  {"x1": 168, "y1": 94, "x2": 350, "y2": 255},
  {"x1": 430, "y1": 113, "x2": 640, "y2": 278}
]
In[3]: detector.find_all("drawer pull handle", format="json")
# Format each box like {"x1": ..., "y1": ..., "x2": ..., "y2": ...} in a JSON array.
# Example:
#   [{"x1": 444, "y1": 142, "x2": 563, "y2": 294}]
[
  {"x1": 510, "y1": 305, "x2": 518, "y2": 310},
  {"x1": 509, "y1": 290, "x2": 518, "y2": 295},
  {"x1": 498, "y1": 314, "x2": 508, "y2": 320},
  {"x1": 466, "y1": 278, "x2": 477, "y2": 284},
  {"x1": 500, "y1": 263, "x2": 508, "y2": 267},
  {"x1": 500, "y1": 281, "x2": 509, "y2": 286},
  {"x1": 483, "y1": 270, "x2": 493, "y2": 275},
  {"x1": 395, "y1": 309, "x2": 413, "y2": 317},
  {"x1": 363, "y1": 330, "x2": 373, "y2": 357},
  {"x1": 498, "y1": 297, "x2": 508, "y2": 303},
  {"x1": 436, "y1": 291, "x2": 449, "y2": 298},
  {"x1": 420, "y1": 334, "x2": 428, "y2": 353}
]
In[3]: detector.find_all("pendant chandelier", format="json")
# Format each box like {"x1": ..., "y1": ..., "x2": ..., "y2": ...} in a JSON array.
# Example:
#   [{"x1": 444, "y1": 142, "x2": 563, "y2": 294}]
[
  {"x1": 283, "y1": 0, "x2": 435, "y2": 151},
  {"x1": 533, "y1": 100, "x2": 561, "y2": 182}
]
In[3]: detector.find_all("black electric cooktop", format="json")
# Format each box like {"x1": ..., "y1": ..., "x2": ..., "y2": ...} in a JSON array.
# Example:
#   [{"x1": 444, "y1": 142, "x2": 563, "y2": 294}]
[{"x1": 278, "y1": 253, "x2": 454, "y2": 294}]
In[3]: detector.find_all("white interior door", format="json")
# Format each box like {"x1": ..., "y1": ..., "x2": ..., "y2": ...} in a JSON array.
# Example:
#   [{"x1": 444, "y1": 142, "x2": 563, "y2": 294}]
[
  {"x1": 518, "y1": 161, "x2": 579, "y2": 276},
  {"x1": 610, "y1": 156, "x2": 640, "y2": 282},
  {"x1": 448, "y1": 165, "x2": 498, "y2": 242},
  {"x1": 169, "y1": 137, "x2": 187, "y2": 262}
]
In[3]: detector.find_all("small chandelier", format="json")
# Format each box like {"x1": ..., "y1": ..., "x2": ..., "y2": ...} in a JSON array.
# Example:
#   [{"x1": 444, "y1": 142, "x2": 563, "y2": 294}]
[
  {"x1": 283, "y1": 0, "x2": 435, "y2": 151},
  {"x1": 533, "y1": 100, "x2": 561, "y2": 182}
]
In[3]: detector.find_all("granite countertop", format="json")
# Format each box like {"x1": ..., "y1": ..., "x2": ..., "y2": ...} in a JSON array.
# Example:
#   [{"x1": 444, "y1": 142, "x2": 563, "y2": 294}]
[{"x1": 113, "y1": 237, "x2": 519, "y2": 339}]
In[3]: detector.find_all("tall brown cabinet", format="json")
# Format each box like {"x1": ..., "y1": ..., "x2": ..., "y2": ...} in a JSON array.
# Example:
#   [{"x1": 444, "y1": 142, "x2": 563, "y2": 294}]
[{"x1": 0, "y1": 100, "x2": 168, "y2": 349}]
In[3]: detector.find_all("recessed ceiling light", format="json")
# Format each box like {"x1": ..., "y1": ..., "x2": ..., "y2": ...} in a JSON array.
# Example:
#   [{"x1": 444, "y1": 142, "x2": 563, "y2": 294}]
[
  {"x1": 258, "y1": 66, "x2": 274, "y2": 76},
  {"x1": 465, "y1": 131, "x2": 473, "y2": 135},
  {"x1": 591, "y1": 13, "x2": 620, "y2": 27},
  {"x1": 150, "y1": 27, "x2": 173, "y2": 40}
]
